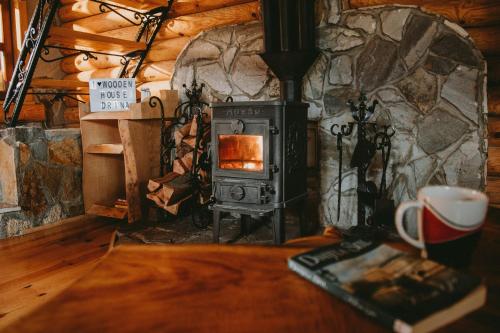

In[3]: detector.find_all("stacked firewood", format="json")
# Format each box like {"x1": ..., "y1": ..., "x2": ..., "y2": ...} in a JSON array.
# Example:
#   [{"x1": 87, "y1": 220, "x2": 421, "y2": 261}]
[{"x1": 147, "y1": 115, "x2": 211, "y2": 215}]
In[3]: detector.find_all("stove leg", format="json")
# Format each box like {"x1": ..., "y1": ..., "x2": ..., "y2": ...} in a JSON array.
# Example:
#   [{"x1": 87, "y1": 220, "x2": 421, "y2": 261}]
[
  {"x1": 241, "y1": 215, "x2": 250, "y2": 235},
  {"x1": 273, "y1": 208, "x2": 285, "y2": 245},
  {"x1": 213, "y1": 209, "x2": 221, "y2": 243}
]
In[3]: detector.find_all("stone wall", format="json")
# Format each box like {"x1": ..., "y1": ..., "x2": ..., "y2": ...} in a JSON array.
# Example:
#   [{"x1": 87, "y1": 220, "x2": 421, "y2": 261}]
[
  {"x1": 171, "y1": 3, "x2": 487, "y2": 228},
  {"x1": 0, "y1": 126, "x2": 83, "y2": 238}
]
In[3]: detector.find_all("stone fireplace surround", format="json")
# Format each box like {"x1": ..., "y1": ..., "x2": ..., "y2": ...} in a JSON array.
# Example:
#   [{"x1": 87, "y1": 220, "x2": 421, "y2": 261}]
[{"x1": 171, "y1": 3, "x2": 487, "y2": 229}]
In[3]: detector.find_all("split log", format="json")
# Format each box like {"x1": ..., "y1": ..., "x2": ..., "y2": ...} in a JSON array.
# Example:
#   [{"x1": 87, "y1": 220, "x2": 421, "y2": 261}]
[
  {"x1": 156, "y1": 173, "x2": 192, "y2": 205},
  {"x1": 189, "y1": 115, "x2": 198, "y2": 137},
  {"x1": 59, "y1": 37, "x2": 189, "y2": 74},
  {"x1": 63, "y1": 60, "x2": 175, "y2": 82},
  {"x1": 99, "y1": 2, "x2": 260, "y2": 41},
  {"x1": 182, "y1": 136, "x2": 197, "y2": 149},
  {"x1": 60, "y1": 0, "x2": 256, "y2": 31},
  {"x1": 146, "y1": 192, "x2": 165, "y2": 208},
  {"x1": 173, "y1": 151, "x2": 200, "y2": 175},
  {"x1": 147, "y1": 172, "x2": 180, "y2": 192},
  {"x1": 177, "y1": 142, "x2": 194, "y2": 159},
  {"x1": 489, "y1": 86, "x2": 500, "y2": 115},
  {"x1": 165, "y1": 194, "x2": 192, "y2": 215},
  {"x1": 174, "y1": 122, "x2": 192, "y2": 146},
  {"x1": 348, "y1": 0, "x2": 500, "y2": 27},
  {"x1": 147, "y1": 191, "x2": 192, "y2": 215}
]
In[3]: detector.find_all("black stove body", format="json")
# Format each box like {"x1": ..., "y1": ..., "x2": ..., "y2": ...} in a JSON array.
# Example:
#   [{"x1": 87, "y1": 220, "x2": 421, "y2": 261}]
[
  {"x1": 210, "y1": 0, "x2": 318, "y2": 244},
  {"x1": 212, "y1": 100, "x2": 307, "y2": 201}
]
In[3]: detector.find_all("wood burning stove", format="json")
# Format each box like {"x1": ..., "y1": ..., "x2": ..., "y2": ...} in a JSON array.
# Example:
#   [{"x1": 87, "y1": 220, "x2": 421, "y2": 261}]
[
  {"x1": 211, "y1": 101, "x2": 308, "y2": 243},
  {"x1": 210, "y1": 0, "x2": 318, "y2": 244}
]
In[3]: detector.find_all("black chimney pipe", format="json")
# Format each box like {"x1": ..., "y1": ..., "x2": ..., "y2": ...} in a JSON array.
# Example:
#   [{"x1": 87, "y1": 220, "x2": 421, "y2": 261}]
[{"x1": 260, "y1": 0, "x2": 318, "y2": 102}]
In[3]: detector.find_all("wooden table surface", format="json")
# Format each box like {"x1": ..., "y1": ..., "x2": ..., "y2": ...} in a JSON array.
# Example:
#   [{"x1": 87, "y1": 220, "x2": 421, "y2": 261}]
[{"x1": 3, "y1": 209, "x2": 499, "y2": 333}]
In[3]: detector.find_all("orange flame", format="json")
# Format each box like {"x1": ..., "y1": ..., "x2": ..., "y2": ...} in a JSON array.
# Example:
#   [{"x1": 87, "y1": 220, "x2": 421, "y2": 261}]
[{"x1": 218, "y1": 135, "x2": 264, "y2": 172}]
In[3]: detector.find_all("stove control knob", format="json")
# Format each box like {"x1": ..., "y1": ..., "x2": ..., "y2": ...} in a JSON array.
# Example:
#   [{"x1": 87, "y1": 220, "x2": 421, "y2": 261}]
[
  {"x1": 230, "y1": 185, "x2": 245, "y2": 201},
  {"x1": 231, "y1": 119, "x2": 245, "y2": 134}
]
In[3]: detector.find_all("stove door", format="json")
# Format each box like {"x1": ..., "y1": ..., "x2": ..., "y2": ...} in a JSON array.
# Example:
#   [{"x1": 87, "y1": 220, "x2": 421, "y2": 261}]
[{"x1": 212, "y1": 119, "x2": 270, "y2": 180}]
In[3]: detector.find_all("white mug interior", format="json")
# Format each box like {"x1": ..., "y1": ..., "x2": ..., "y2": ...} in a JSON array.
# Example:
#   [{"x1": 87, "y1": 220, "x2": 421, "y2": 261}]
[{"x1": 417, "y1": 185, "x2": 488, "y2": 230}]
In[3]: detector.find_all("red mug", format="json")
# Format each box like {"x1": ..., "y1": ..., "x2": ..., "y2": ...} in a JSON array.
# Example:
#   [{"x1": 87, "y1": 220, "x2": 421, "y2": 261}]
[{"x1": 395, "y1": 186, "x2": 488, "y2": 268}]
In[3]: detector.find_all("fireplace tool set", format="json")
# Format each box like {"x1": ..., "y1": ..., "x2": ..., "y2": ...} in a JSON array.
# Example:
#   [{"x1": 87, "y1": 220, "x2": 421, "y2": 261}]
[{"x1": 330, "y1": 93, "x2": 395, "y2": 239}]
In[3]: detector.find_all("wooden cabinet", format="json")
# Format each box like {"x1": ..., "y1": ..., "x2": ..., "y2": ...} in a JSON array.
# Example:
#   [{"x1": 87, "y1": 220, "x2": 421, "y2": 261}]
[{"x1": 78, "y1": 92, "x2": 177, "y2": 223}]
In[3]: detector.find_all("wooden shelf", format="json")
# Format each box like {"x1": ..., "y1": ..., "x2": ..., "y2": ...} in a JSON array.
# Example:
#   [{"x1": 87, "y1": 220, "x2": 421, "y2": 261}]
[
  {"x1": 46, "y1": 26, "x2": 146, "y2": 54},
  {"x1": 79, "y1": 89, "x2": 179, "y2": 223},
  {"x1": 85, "y1": 143, "x2": 124, "y2": 155},
  {"x1": 88, "y1": 204, "x2": 127, "y2": 219}
]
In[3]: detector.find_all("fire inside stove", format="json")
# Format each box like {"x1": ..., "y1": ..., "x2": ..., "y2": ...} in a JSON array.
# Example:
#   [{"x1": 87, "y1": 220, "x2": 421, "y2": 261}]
[{"x1": 218, "y1": 134, "x2": 264, "y2": 172}]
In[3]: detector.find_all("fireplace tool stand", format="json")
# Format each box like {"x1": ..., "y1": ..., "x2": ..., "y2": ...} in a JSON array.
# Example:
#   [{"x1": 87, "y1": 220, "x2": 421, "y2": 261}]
[{"x1": 331, "y1": 93, "x2": 395, "y2": 241}]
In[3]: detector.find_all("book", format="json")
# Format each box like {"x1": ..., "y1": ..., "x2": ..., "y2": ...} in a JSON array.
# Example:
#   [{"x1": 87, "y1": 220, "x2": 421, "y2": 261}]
[{"x1": 288, "y1": 240, "x2": 486, "y2": 333}]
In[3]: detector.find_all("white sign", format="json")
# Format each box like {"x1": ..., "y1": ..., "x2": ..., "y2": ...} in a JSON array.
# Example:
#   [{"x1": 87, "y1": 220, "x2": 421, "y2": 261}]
[{"x1": 89, "y1": 78, "x2": 136, "y2": 112}]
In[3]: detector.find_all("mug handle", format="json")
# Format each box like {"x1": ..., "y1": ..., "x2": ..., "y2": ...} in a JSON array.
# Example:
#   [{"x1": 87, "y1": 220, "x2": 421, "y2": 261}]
[{"x1": 395, "y1": 201, "x2": 424, "y2": 249}]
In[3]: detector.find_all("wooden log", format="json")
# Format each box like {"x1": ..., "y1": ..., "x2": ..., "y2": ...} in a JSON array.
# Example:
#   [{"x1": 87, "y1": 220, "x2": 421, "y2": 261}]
[
  {"x1": 487, "y1": 176, "x2": 500, "y2": 204},
  {"x1": 0, "y1": 103, "x2": 46, "y2": 122},
  {"x1": 466, "y1": 26, "x2": 500, "y2": 57},
  {"x1": 488, "y1": 115, "x2": 500, "y2": 147},
  {"x1": 59, "y1": 0, "x2": 157, "y2": 22},
  {"x1": 146, "y1": 192, "x2": 165, "y2": 208},
  {"x1": 347, "y1": 0, "x2": 500, "y2": 27},
  {"x1": 189, "y1": 115, "x2": 198, "y2": 137},
  {"x1": 100, "y1": 2, "x2": 260, "y2": 41},
  {"x1": 489, "y1": 86, "x2": 500, "y2": 115},
  {"x1": 173, "y1": 151, "x2": 200, "y2": 175},
  {"x1": 60, "y1": 0, "x2": 256, "y2": 32},
  {"x1": 488, "y1": 146, "x2": 500, "y2": 176},
  {"x1": 156, "y1": 174, "x2": 192, "y2": 205},
  {"x1": 46, "y1": 26, "x2": 146, "y2": 54},
  {"x1": 487, "y1": 57, "x2": 500, "y2": 85},
  {"x1": 147, "y1": 172, "x2": 180, "y2": 192},
  {"x1": 176, "y1": 142, "x2": 194, "y2": 159},
  {"x1": 165, "y1": 194, "x2": 192, "y2": 215},
  {"x1": 174, "y1": 122, "x2": 192, "y2": 146},
  {"x1": 64, "y1": 107, "x2": 80, "y2": 124},
  {"x1": 182, "y1": 136, "x2": 197, "y2": 149},
  {"x1": 59, "y1": 37, "x2": 189, "y2": 74},
  {"x1": 63, "y1": 60, "x2": 175, "y2": 82}
]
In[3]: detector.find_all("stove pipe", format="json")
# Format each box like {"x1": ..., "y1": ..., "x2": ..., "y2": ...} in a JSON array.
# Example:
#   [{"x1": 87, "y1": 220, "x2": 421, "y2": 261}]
[{"x1": 259, "y1": 0, "x2": 319, "y2": 102}]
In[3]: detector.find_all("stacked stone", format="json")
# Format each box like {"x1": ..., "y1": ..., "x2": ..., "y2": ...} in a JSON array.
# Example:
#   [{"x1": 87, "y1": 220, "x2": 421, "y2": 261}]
[
  {"x1": 0, "y1": 126, "x2": 83, "y2": 238},
  {"x1": 171, "y1": 4, "x2": 487, "y2": 228}
]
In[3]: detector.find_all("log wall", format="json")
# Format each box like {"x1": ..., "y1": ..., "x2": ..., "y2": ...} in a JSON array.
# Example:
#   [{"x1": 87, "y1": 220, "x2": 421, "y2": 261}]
[
  {"x1": 347, "y1": 0, "x2": 500, "y2": 204},
  {"x1": 57, "y1": 0, "x2": 260, "y2": 86}
]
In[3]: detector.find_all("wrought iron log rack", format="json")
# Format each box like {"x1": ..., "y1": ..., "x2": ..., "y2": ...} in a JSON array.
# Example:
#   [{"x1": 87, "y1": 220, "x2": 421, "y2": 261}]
[
  {"x1": 3, "y1": 0, "x2": 174, "y2": 127},
  {"x1": 151, "y1": 79, "x2": 213, "y2": 229}
]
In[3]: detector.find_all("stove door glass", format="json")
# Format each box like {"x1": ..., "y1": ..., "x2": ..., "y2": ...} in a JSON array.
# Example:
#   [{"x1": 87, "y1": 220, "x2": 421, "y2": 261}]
[{"x1": 218, "y1": 134, "x2": 264, "y2": 172}]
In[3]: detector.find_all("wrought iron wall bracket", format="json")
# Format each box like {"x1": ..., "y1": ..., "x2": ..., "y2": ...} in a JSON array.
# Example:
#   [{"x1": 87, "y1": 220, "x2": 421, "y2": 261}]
[{"x1": 40, "y1": 45, "x2": 141, "y2": 64}]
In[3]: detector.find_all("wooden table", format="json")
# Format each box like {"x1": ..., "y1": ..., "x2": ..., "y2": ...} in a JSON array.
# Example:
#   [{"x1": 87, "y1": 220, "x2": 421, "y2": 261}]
[{"x1": 3, "y1": 209, "x2": 499, "y2": 333}]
